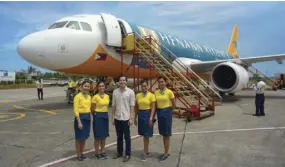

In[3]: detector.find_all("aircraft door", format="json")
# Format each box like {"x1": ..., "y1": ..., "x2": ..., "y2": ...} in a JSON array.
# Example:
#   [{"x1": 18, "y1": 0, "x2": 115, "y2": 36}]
[{"x1": 100, "y1": 13, "x2": 122, "y2": 47}]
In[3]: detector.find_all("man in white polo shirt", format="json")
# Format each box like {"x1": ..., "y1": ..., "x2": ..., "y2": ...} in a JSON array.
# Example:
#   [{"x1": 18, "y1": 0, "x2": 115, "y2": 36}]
[
  {"x1": 36, "y1": 78, "x2": 44, "y2": 100},
  {"x1": 112, "y1": 75, "x2": 135, "y2": 162},
  {"x1": 252, "y1": 78, "x2": 266, "y2": 116}
]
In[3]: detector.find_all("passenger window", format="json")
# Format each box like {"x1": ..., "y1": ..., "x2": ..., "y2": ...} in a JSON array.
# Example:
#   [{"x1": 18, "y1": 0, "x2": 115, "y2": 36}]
[
  {"x1": 65, "y1": 21, "x2": 81, "y2": 30},
  {"x1": 80, "y1": 22, "x2": 92, "y2": 32},
  {"x1": 48, "y1": 21, "x2": 68, "y2": 29}
]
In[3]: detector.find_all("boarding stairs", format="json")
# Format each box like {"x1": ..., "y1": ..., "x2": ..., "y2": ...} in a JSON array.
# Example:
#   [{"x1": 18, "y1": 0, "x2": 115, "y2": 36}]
[{"x1": 122, "y1": 32, "x2": 222, "y2": 121}]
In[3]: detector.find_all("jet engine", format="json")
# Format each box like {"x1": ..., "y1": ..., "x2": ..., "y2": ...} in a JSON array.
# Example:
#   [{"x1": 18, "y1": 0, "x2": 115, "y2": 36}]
[{"x1": 211, "y1": 62, "x2": 249, "y2": 93}]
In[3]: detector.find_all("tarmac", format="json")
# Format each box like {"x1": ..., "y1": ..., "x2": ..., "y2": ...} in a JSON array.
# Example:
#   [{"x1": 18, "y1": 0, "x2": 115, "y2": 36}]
[{"x1": 0, "y1": 87, "x2": 285, "y2": 167}]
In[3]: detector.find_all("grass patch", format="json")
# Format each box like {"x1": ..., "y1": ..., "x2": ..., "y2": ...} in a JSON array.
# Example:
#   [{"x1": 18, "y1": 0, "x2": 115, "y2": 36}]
[{"x1": 0, "y1": 84, "x2": 53, "y2": 90}]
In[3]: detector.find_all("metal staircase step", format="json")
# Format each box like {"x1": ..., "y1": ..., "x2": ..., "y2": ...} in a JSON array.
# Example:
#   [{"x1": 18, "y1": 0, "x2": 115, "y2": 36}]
[{"x1": 246, "y1": 64, "x2": 276, "y2": 87}]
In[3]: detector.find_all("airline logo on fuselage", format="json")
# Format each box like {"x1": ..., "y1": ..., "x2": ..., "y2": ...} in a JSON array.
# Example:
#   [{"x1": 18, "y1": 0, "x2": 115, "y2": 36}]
[
  {"x1": 137, "y1": 26, "x2": 231, "y2": 60},
  {"x1": 137, "y1": 26, "x2": 161, "y2": 53}
]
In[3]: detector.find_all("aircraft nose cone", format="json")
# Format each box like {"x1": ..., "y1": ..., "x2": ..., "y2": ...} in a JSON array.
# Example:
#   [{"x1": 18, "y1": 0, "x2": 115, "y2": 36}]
[
  {"x1": 17, "y1": 35, "x2": 30, "y2": 60},
  {"x1": 17, "y1": 32, "x2": 47, "y2": 66},
  {"x1": 17, "y1": 33, "x2": 38, "y2": 60}
]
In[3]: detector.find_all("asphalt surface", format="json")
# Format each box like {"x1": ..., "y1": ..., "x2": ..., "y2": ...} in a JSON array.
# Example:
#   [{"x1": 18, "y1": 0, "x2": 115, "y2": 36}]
[{"x1": 0, "y1": 87, "x2": 285, "y2": 167}]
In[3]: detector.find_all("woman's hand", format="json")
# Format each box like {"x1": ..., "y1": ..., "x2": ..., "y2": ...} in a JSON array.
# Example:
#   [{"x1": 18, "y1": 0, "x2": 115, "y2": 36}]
[
  {"x1": 148, "y1": 119, "x2": 153, "y2": 127},
  {"x1": 78, "y1": 122, "x2": 83, "y2": 130},
  {"x1": 112, "y1": 118, "x2": 115, "y2": 126}
]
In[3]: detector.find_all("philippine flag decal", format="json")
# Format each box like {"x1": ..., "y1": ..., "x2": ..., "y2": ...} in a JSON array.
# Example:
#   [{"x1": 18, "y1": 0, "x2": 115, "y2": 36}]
[{"x1": 95, "y1": 53, "x2": 107, "y2": 61}]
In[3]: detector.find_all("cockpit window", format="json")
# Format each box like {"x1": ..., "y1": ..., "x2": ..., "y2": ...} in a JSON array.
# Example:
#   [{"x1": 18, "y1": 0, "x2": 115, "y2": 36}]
[
  {"x1": 65, "y1": 21, "x2": 81, "y2": 30},
  {"x1": 80, "y1": 22, "x2": 92, "y2": 32},
  {"x1": 48, "y1": 21, "x2": 68, "y2": 29}
]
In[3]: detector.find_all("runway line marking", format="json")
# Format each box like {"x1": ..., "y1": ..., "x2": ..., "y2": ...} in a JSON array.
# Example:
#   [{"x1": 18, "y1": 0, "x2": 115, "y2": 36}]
[
  {"x1": 0, "y1": 113, "x2": 25, "y2": 123},
  {"x1": 172, "y1": 126, "x2": 285, "y2": 135},
  {"x1": 13, "y1": 105, "x2": 57, "y2": 115},
  {"x1": 2, "y1": 99, "x2": 8, "y2": 104},
  {"x1": 38, "y1": 126, "x2": 285, "y2": 167},
  {"x1": 39, "y1": 109, "x2": 56, "y2": 115},
  {"x1": 38, "y1": 135, "x2": 142, "y2": 167},
  {"x1": 0, "y1": 131, "x2": 66, "y2": 135}
]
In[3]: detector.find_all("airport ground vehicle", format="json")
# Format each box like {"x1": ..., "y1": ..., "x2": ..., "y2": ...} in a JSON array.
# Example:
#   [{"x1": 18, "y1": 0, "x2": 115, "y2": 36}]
[{"x1": 272, "y1": 74, "x2": 285, "y2": 90}]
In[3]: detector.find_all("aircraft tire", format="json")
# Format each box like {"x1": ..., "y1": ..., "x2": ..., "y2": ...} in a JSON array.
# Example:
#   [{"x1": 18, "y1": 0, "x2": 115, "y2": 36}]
[
  {"x1": 228, "y1": 93, "x2": 235, "y2": 96},
  {"x1": 219, "y1": 92, "x2": 225, "y2": 97}
]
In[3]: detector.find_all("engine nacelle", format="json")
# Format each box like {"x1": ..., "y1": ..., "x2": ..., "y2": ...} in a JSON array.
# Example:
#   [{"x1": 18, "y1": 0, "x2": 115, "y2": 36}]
[
  {"x1": 211, "y1": 62, "x2": 249, "y2": 93},
  {"x1": 172, "y1": 57, "x2": 202, "y2": 72}
]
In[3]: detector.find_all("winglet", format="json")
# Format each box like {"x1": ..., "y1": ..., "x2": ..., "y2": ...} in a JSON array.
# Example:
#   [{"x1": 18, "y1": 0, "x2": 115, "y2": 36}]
[{"x1": 227, "y1": 24, "x2": 239, "y2": 59}]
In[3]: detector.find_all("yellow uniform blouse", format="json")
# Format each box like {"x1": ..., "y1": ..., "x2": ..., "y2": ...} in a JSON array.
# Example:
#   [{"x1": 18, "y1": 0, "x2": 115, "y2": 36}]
[
  {"x1": 136, "y1": 91, "x2": 156, "y2": 110},
  {"x1": 154, "y1": 88, "x2": 175, "y2": 109},
  {"x1": 92, "y1": 93, "x2": 110, "y2": 112},
  {"x1": 73, "y1": 92, "x2": 91, "y2": 117}
]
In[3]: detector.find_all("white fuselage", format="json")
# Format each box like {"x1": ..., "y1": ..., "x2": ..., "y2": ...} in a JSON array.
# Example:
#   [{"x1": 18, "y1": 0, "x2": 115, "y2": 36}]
[{"x1": 17, "y1": 14, "x2": 136, "y2": 77}]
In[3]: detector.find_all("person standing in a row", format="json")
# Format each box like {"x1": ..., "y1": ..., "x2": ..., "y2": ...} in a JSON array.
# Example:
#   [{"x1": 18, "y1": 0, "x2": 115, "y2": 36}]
[
  {"x1": 73, "y1": 81, "x2": 92, "y2": 161},
  {"x1": 112, "y1": 75, "x2": 135, "y2": 162},
  {"x1": 91, "y1": 81, "x2": 110, "y2": 160},
  {"x1": 134, "y1": 80, "x2": 156, "y2": 161},
  {"x1": 154, "y1": 76, "x2": 176, "y2": 162}
]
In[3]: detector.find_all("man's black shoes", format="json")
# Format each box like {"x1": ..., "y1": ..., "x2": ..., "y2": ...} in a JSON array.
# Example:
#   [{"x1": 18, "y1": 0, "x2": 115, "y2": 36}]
[
  {"x1": 113, "y1": 154, "x2": 130, "y2": 162},
  {"x1": 123, "y1": 155, "x2": 130, "y2": 162},
  {"x1": 113, "y1": 153, "x2": 123, "y2": 159}
]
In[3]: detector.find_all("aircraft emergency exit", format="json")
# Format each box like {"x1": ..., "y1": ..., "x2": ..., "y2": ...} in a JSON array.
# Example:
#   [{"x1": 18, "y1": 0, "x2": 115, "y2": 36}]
[{"x1": 17, "y1": 13, "x2": 285, "y2": 94}]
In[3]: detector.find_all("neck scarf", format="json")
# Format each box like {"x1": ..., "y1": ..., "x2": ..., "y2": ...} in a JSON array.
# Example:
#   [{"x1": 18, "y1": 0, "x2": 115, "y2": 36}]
[
  {"x1": 82, "y1": 92, "x2": 88, "y2": 98},
  {"x1": 160, "y1": 88, "x2": 165, "y2": 95},
  {"x1": 142, "y1": 91, "x2": 148, "y2": 97},
  {"x1": 99, "y1": 92, "x2": 105, "y2": 98}
]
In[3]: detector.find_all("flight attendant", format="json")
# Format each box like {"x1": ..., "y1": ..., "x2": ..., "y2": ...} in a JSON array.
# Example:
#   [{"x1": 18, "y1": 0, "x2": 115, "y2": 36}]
[
  {"x1": 91, "y1": 81, "x2": 110, "y2": 160},
  {"x1": 134, "y1": 80, "x2": 156, "y2": 161},
  {"x1": 73, "y1": 80, "x2": 92, "y2": 161},
  {"x1": 154, "y1": 76, "x2": 176, "y2": 162}
]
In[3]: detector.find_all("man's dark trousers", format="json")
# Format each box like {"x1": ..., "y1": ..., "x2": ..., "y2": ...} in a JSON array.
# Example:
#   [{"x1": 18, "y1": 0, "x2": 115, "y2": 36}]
[
  {"x1": 255, "y1": 94, "x2": 265, "y2": 116},
  {"x1": 37, "y1": 88, "x2": 43, "y2": 100},
  {"x1": 115, "y1": 119, "x2": 131, "y2": 156}
]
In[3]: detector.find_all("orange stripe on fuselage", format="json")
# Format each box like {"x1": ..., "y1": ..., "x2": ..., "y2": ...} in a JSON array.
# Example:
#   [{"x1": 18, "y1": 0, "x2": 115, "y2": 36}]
[
  {"x1": 55, "y1": 44, "x2": 151, "y2": 77},
  {"x1": 55, "y1": 44, "x2": 211, "y2": 80}
]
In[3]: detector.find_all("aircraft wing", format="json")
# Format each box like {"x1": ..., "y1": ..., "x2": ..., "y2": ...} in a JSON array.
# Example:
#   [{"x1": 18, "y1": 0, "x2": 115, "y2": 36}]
[{"x1": 190, "y1": 54, "x2": 285, "y2": 73}]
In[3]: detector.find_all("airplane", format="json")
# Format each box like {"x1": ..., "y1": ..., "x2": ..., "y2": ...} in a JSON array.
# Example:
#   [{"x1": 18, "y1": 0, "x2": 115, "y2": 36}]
[{"x1": 16, "y1": 13, "x2": 285, "y2": 96}]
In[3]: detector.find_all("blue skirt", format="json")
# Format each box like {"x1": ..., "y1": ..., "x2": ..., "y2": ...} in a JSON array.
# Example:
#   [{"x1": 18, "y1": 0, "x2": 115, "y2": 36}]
[
  {"x1": 74, "y1": 113, "x2": 91, "y2": 140},
  {"x1": 138, "y1": 109, "x2": 153, "y2": 137},
  {"x1": 93, "y1": 112, "x2": 109, "y2": 140},
  {"x1": 157, "y1": 107, "x2": 172, "y2": 136}
]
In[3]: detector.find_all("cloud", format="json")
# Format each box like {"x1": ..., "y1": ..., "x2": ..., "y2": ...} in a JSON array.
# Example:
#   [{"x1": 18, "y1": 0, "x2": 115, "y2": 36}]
[{"x1": 154, "y1": 2, "x2": 278, "y2": 27}]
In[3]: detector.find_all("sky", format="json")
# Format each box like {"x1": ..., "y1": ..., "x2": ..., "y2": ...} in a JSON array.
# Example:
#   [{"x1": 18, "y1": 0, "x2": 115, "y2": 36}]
[{"x1": 0, "y1": 1, "x2": 285, "y2": 77}]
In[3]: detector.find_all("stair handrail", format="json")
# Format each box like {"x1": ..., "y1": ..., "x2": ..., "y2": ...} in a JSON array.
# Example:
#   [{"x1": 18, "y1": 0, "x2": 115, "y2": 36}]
[
  {"x1": 240, "y1": 60, "x2": 277, "y2": 85},
  {"x1": 134, "y1": 32, "x2": 210, "y2": 104},
  {"x1": 135, "y1": 41, "x2": 201, "y2": 108},
  {"x1": 135, "y1": 49, "x2": 194, "y2": 109},
  {"x1": 135, "y1": 32, "x2": 222, "y2": 101}
]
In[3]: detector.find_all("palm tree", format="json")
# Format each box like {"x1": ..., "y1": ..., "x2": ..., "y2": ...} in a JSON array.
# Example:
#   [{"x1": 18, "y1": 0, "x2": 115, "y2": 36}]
[{"x1": 27, "y1": 66, "x2": 37, "y2": 74}]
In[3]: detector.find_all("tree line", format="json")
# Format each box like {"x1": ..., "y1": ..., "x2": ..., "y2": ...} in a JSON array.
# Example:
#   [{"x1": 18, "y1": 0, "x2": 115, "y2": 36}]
[{"x1": 15, "y1": 66, "x2": 84, "y2": 81}]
